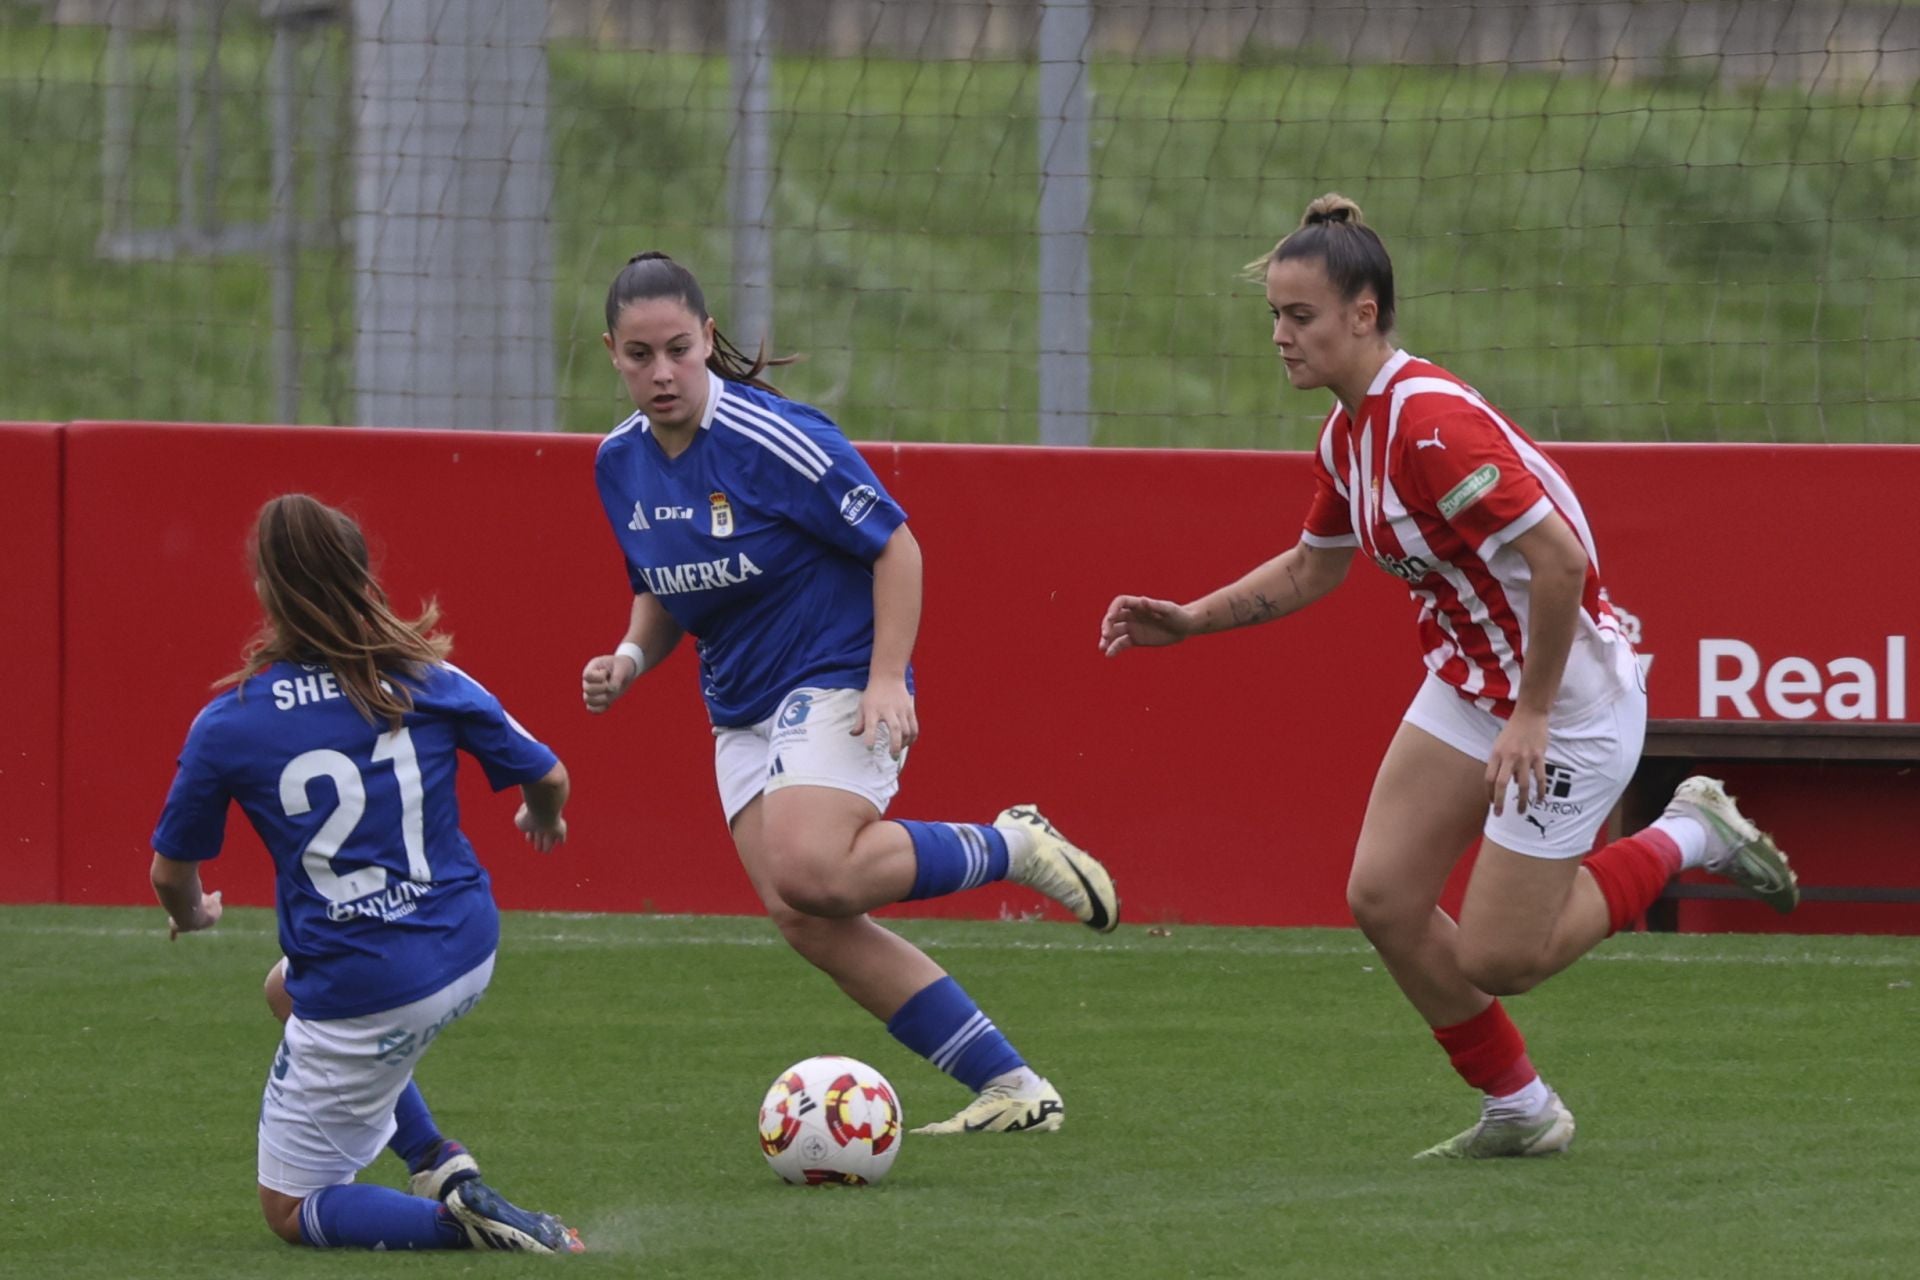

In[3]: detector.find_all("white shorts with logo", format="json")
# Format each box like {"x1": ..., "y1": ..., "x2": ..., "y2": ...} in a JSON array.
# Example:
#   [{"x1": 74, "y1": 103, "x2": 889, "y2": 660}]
[
  {"x1": 714, "y1": 686, "x2": 906, "y2": 825},
  {"x1": 1402, "y1": 673, "x2": 1648, "y2": 860},
  {"x1": 257, "y1": 953, "x2": 495, "y2": 1196}
]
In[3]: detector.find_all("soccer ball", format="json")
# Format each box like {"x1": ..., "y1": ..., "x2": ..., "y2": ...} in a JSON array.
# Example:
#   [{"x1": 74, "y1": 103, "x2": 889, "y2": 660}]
[{"x1": 758, "y1": 1055, "x2": 903, "y2": 1186}]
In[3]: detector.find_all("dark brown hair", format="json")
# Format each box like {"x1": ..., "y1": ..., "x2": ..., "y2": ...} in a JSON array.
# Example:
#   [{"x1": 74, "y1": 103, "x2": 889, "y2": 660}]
[
  {"x1": 219, "y1": 494, "x2": 451, "y2": 731},
  {"x1": 1254, "y1": 193, "x2": 1397, "y2": 333},
  {"x1": 603, "y1": 251, "x2": 795, "y2": 395}
]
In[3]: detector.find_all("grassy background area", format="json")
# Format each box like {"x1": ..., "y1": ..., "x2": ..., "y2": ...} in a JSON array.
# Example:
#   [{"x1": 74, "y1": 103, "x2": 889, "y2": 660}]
[
  {"x1": 4, "y1": 904, "x2": 1917, "y2": 1278},
  {"x1": 3, "y1": 9, "x2": 1919, "y2": 444}
]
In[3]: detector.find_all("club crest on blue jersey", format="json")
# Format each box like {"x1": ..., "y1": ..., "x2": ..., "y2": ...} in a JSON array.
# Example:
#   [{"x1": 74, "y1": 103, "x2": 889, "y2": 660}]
[{"x1": 592, "y1": 374, "x2": 914, "y2": 728}]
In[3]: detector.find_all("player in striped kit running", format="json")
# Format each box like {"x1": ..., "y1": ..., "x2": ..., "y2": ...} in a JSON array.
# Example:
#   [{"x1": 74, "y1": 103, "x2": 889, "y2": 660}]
[
  {"x1": 583, "y1": 253, "x2": 1120, "y2": 1135},
  {"x1": 1099, "y1": 195, "x2": 1798, "y2": 1158}
]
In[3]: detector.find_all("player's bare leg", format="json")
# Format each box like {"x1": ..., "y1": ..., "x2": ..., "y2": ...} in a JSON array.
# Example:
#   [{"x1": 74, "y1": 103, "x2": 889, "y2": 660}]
[
  {"x1": 1348, "y1": 722, "x2": 1573, "y2": 1159},
  {"x1": 732, "y1": 791, "x2": 1064, "y2": 1133}
]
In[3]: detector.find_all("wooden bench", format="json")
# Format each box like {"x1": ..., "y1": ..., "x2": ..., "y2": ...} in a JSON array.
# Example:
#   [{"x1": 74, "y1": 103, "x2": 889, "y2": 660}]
[{"x1": 1618, "y1": 720, "x2": 1920, "y2": 930}]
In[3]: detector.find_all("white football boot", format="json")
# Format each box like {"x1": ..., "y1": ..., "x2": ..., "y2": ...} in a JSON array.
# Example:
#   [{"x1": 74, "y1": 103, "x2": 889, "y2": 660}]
[
  {"x1": 993, "y1": 805, "x2": 1120, "y2": 932},
  {"x1": 1663, "y1": 776, "x2": 1800, "y2": 913},
  {"x1": 911, "y1": 1073, "x2": 1065, "y2": 1136},
  {"x1": 1415, "y1": 1090, "x2": 1575, "y2": 1160}
]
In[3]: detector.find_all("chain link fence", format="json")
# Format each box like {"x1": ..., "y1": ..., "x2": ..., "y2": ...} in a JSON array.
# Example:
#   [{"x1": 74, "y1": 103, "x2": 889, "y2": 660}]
[{"x1": 5, "y1": 0, "x2": 1917, "y2": 445}]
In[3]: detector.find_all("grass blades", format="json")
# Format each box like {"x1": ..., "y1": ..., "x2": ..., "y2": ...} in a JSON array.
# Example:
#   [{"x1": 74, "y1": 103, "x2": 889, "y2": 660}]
[{"x1": 3, "y1": 905, "x2": 1917, "y2": 1277}]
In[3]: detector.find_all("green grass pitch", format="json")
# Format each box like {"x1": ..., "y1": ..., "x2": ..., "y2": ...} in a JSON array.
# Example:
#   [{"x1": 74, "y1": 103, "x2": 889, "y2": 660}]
[{"x1": 4, "y1": 905, "x2": 1916, "y2": 1277}]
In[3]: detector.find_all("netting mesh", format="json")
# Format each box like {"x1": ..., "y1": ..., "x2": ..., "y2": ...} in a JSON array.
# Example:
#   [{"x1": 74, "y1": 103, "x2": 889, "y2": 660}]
[{"x1": 4, "y1": 1, "x2": 1917, "y2": 445}]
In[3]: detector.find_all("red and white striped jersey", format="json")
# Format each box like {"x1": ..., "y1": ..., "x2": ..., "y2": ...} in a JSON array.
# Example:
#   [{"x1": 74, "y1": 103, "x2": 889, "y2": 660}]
[{"x1": 1300, "y1": 350, "x2": 1634, "y2": 718}]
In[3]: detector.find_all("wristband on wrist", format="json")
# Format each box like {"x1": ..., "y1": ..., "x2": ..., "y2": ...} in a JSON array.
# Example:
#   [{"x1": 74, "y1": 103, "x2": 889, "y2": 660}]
[{"x1": 614, "y1": 641, "x2": 646, "y2": 674}]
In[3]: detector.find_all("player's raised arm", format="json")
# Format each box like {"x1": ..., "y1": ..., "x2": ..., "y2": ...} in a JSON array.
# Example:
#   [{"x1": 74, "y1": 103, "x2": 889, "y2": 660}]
[
  {"x1": 582, "y1": 594, "x2": 683, "y2": 714},
  {"x1": 1100, "y1": 540, "x2": 1354, "y2": 657}
]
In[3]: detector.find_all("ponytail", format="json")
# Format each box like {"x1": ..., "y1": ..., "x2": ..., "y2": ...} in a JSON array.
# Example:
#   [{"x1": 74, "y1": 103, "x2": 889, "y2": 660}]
[
  {"x1": 1248, "y1": 192, "x2": 1397, "y2": 333},
  {"x1": 603, "y1": 251, "x2": 797, "y2": 395}
]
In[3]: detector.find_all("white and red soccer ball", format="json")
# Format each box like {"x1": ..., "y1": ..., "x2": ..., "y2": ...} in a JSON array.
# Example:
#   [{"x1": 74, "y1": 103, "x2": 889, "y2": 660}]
[{"x1": 758, "y1": 1055, "x2": 903, "y2": 1186}]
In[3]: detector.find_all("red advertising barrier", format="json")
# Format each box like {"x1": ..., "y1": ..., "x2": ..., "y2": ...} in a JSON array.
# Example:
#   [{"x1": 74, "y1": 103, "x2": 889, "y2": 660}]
[
  {"x1": 0, "y1": 424, "x2": 62, "y2": 902},
  {"x1": 39, "y1": 425, "x2": 1920, "y2": 933},
  {"x1": 1555, "y1": 444, "x2": 1920, "y2": 934},
  {"x1": 55, "y1": 422, "x2": 1408, "y2": 928}
]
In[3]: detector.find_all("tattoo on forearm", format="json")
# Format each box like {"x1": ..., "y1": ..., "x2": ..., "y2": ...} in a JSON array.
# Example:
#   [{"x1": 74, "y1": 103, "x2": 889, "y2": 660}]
[{"x1": 1227, "y1": 593, "x2": 1283, "y2": 628}]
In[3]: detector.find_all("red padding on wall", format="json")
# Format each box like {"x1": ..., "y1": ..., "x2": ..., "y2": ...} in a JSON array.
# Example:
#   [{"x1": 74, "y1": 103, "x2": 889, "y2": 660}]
[
  {"x1": 0, "y1": 424, "x2": 63, "y2": 902},
  {"x1": 55, "y1": 422, "x2": 1408, "y2": 926},
  {"x1": 43, "y1": 424, "x2": 1920, "y2": 934}
]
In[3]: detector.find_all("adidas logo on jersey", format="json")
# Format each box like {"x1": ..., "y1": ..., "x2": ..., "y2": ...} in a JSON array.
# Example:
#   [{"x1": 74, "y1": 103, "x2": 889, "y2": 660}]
[{"x1": 628, "y1": 502, "x2": 649, "y2": 531}]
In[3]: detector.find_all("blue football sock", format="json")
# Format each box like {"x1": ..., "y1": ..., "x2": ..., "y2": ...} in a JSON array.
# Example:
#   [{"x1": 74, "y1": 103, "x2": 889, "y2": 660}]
[
  {"x1": 388, "y1": 1081, "x2": 443, "y2": 1172},
  {"x1": 298, "y1": 1184, "x2": 467, "y2": 1251},
  {"x1": 887, "y1": 975, "x2": 1024, "y2": 1091},
  {"x1": 897, "y1": 821, "x2": 1011, "y2": 901}
]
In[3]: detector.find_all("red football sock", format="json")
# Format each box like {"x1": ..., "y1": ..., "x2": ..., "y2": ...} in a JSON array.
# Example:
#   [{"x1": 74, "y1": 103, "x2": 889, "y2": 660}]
[
  {"x1": 1583, "y1": 830, "x2": 1683, "y2": 936},
  {"x1": 1432, "y1": 1000, "x2": 1536, "y2": 1096}
]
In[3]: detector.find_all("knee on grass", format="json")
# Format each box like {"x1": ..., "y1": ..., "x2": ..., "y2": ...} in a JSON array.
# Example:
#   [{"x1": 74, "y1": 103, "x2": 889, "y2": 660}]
[{"x1": 260, "y1": 1189, "x2": 304, "y2": 1246}]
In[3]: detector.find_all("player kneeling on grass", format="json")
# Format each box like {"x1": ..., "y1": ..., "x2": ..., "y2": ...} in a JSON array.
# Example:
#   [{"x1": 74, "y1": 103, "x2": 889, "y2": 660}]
[
  {"x1": 151, "y1": 494, "x2": 586, "y2": 1253},
  {"x1": 1100, "y1": 195, "x2": 1798, "y2": 1160}
]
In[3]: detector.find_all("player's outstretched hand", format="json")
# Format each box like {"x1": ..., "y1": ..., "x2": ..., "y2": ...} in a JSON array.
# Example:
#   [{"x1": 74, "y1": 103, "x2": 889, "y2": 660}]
[
  {"x1": 1099, "y1": 595, "x2": 1194, "y2": 657},
  {"x1": 168, "y1": 889, "x2": 223, "y2": 941},
  {"x1": 515, "y1": 804, "x2": 568, "y2": 853},
  {"x1": 581, "y1": 652, "x2": 640, "y2": 714},
  {"x1": 853, "y1": 678, "x2": 918, "y2": 759}
]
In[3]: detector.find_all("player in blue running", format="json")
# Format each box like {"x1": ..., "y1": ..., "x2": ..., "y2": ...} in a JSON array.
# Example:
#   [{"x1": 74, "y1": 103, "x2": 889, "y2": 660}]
[
  {"x1": 583, "y1": 252, "x2": 1121, "y2": 1135},
  {"x1": 152, "y1": 494, "x2": 586, "y2": 1253}
]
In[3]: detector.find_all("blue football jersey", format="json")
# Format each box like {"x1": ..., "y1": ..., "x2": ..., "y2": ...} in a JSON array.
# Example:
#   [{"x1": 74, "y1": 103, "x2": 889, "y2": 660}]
[
  {"x1": 594, "y1": 371, "x2": 911, "y2": 727},
  {"x1": 152, "y1": 660, "x2": 559, "y2": 1020}
]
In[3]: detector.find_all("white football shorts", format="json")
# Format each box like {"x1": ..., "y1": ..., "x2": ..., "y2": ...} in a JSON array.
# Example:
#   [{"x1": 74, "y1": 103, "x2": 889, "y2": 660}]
[
  {"x1": 714, "y1": 686, "x2": 906, "y2": 825},
  {"x1": 1402, "y1": 671, "x2": 1648, "y2": 860},
  {"x1": 257, "y1": 953, "x2": 495, "y2": 1195}
]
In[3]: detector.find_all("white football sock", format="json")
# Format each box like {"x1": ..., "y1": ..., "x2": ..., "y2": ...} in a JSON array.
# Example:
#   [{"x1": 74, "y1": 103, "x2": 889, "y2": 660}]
[
  {"x1": 997, "y1": 824, "x2": 1034, "y2": 862},
  {"x1": 1651, "y1": 813, "x2": 1711, "y2": 869},
  {"x1": 985, "y1": 1066, "x2": 1042, "y2": 1094},
  {"x1": 1489, "y1": 1076, "x2": 1551, "y2": 1117}
]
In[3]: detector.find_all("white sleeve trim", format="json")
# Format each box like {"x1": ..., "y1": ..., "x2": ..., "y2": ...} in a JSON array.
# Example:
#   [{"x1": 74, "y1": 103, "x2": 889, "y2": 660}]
[
  {"x1": 596, "y1": 411, "x2": 644, "y2": 455},
  {"x1": 1301, "y1": 530, "x2": 1360, "y2": 549},
  {"x1": 1476, "y1": 495, "x2": 1553, "y2": 558},
  {"x1": 714, "y1": 402, "x2": 827, "y2": 481},
  {"x1": 721, "y1": 392, "x2": 834, "y2": 472}
]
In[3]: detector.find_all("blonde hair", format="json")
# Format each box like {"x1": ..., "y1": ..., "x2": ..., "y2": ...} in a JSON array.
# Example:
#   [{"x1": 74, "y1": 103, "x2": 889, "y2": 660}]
[
  {"x1": 219, "y1": 494, "x2": 452, "y2": 731},
  {"x1": 1246, "y1": 192, "x2": 1397, "y2": 332}
]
